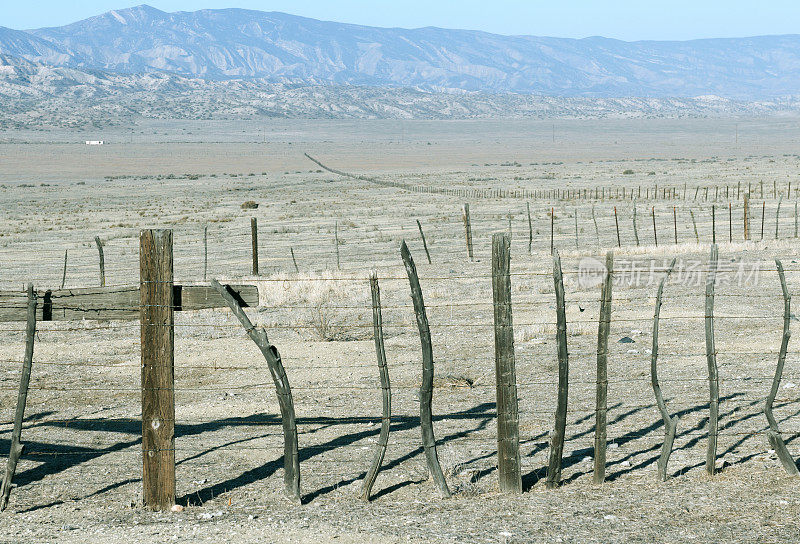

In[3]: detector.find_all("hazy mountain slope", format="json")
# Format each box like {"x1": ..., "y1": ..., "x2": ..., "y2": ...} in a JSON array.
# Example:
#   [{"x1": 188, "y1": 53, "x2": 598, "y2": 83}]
[
  {"x1": 2, "y1": 54, "x2": 798, "y2": 129},
  {"x1": 0, "y1": 4, "x2": 796, "y2": 99}
]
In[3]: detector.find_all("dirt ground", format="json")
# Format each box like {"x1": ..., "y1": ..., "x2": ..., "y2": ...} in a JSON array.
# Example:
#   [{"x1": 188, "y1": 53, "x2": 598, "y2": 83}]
[{"x1": 1, "y1": 117, "x2": 800, "y2": 542}]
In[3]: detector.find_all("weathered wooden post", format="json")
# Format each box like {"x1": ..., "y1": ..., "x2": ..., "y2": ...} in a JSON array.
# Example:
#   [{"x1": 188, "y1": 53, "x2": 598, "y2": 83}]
[
  {"x1": 547, "y1": 249, "x2": 569, "y2": 489},
  {"x1": 613, "y1": 207, "x2": 621, "y2": 248},
  {"x1": 251, "y1": 217, "x2": 259, "y2": 275},
  {"x1": 335, "y1": 220, "x2": 341, "y2": 269},
  {"x1": 594, "y1": 252, "x2": 613, "y2": 484},
  {"x1": 0, "y1": 284, "x2": 37, "y2": 511},
  {"x1": 764, "y1": 260, "x2": 800, "y2": 476},
  {"x1": 690, "y1": 210, "x2": 700, "y2": 244},
  {"x1": 463, "y1": 204, "x2": 474, "y2": 261},
  {"x1": 527, "y1": 202, "x2": 533, "y2": 254},
  {"x1": 674, "y1": 206, "x2": 679, "y2": 244},
  {"x1": 776, "y1": 198, "x2": 782, "y2": 240},
  {"x1": 362, "y1": 274, "x2": 393, "y2": 500},
  {"x1": 95, "y1": 236, "x2": 105, "y2": 287},
  {"x1": 651, "y1": 259, "x2": 678, "y2": 481},
  {"x1": 744, "y1": 195, "x2": 750, "y2": 240},
  {"x1": 290, "y1": 247, "x2": 300, "y2": 273},
  {"x1": 550, "y1": 207, "x2": 555, "y2": 255},
  {"x1": 632, "y1": 202, "x2": 640, "y2": 246},
  {"x1": 61, "y1": 249, "x2": 68, "y2": 289},
  {"x1": 417, "y1": 219, "x2": 432, "y2": 264},
  {"x1": 761, "y1": 201, "x2": 766, "y2": 241},
  {"x1": 711, "y1": 205, "x2": 716, "y2": 245},
  {"x1": 652, "y1": 207, "x2": 658, "y2": 247},
  {"x1": 705, "y1": 244, "x2": 720, "y2": 476},
  {"x1": 400, "y1": 241, "x2": 450, "y2": 497},
  {"x1": 492, "y1": 233, "x2": 522, "y2": 493},
  {"x1": 203, "y1": 225, "x2": 208, "y2": 282},
  {"x1": 140, "y1": 229, "x2": 176, "y2": 510},
  {"x1": 729, "y1": 203, "x2": 733, "y2": 243}
]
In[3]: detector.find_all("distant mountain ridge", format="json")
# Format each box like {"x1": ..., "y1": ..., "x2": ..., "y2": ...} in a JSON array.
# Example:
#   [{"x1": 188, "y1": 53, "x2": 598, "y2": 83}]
[{"x1": 0, "y1": 4, "x2": 799, "y2": 99}]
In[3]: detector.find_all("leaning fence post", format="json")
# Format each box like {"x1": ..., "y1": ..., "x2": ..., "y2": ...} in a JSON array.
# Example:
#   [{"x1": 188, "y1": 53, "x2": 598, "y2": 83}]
[
  {"x1": 651, "y1": 258, "x2": 678, "y2": 481},
  {"x1": 764, "y1": 260, "x2": 800, "y2": 475},
  {"x1": 652, "y1": 207, "x2": 658, "y2": 247},
  {"x1": 251, "y1": 217, "x2": 259, "y2": 275},
  {"x1": 95, "y1": 236, "x2": 105, "y2": 287},
  {"x1": 362, "y1": 274, "x2": 393, "y2": 500},
  {"x1": 492, "y1": 233, "x2": 522, "y2": 493},
  {"x1": 527, "y1": 202, "x2": 533, "y2": 254},
  {"x1": 705, "y1": 244, "x2": 720, "y2": 476},
  {"x1": 417, "y1": 219, "x2": 432, "y2": 264},
  {"x1": 400, "y1": 241, "x2": 451, "y2": 497},
  {"x1": 690, "y1": 210, "x2": 700, "y2": 244},
  {"x1": 593, "y1": 252, "x2": 613, "y2": 484},
  {"x1": 546, "y1": 249, "x2": 569, "y2": 489},
  {"x1": 209, "y1": 279, "x2": 301, "y2": 502},
  {"x1": 290, "y1": 247, "x2": 300, "y2": 273},
  {"x1": 0, "y1": 284, "x2": 37, "y2": 511},
  {"x1": 613, "y1": 207, "x2": 621, "y2": 247},
  {"x1": 139, "y1": 229, "x2": 175, "y2": 510},
  {"x1": 462, "y1": 204, "x2": 474, "y2": 261}
]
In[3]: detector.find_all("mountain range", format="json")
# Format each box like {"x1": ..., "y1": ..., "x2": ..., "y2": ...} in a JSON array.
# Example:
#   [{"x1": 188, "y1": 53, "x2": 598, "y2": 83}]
[{"x1": 1, "y1": 4, "x2": 799, "y2": 100}]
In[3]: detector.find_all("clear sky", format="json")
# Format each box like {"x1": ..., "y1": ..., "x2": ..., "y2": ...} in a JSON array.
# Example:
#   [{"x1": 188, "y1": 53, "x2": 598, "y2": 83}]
[{"x1": 3, "y1": 1, "x2": 799, "y2": 41}]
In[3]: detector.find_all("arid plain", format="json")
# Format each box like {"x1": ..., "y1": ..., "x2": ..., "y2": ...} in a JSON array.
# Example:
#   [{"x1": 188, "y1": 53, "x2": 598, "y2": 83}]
[{"x1": 1, "y1": 117, "x2": 800, "y2": 542}]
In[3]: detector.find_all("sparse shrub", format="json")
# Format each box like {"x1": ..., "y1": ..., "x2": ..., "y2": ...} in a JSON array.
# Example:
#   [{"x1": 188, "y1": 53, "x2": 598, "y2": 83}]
[
  {"x1": 241, "y1": 200, "x2": 258, "y2": 210},
  {"x1": 623, "y1": 169, "x2": 635, "y2": 175}
]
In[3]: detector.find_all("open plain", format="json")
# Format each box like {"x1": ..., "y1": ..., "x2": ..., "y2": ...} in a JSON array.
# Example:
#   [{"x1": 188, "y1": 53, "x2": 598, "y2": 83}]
[{"x1": 1, "y1": 117, "x2": 800, "y2": 542}]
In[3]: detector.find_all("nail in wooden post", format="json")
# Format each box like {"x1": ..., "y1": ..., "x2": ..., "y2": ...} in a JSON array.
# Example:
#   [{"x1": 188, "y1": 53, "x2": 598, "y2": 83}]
[
  {"x1": 416, "y1": 219, "x2": 432, "y2": 264},
  {"x1": 61, "y1": 249, "x2": 68, "y2": 289},
  {"x1": 613, "y1": 207, "x2": 621, "y2": 247},
  {"x1": 140, "y1": 229, "x2": 175, "y2": 510},
  {"x1": 95, "y1": 236, "x2": 105, "y2": 287},
  {"x1": 400, "y1": 241, "x2": 450, "y2": 497},
  {"x1": 705, "y1": 244, "x2": 719, "y2": 476},
  {"x1": 652, "y1": 207, "x2": 658, "y2": 247},
  {"x1": 527, "y1": 202, "x2": 533, "y2": 254},
  {"x1": 0, "y1": 284, "x2": 37, "y2": 511},
  {"x1": 764, "y1": 260, "x2": 800, "y2": 475},
  {"x1": 492, "y1": 234, "x2": 522, "y2": 493},
  {"x1": 546, "y1": 249, "x2": 569, "y2": 489},
  {"x1": 209, "y1": 279, "x2": 301, "y2": 501},
  {"x1": 651, "y1": 259, "x2": 678, "y2": 481},
  {"x1": 250, "y1": 217, "x2": 259, "y2": 275},
  {"x1": 203, "y1": 225, "x2": 208, "y2": 282},
  {"x1": 463, "y1": 204, "x2": 474, "y2": 262},
  {"x1": 362, "y1": 273, "x2": 393, "y2": 500},
  {"x1": 594, "y1": 252, "x2": 613, "y2": 484}
]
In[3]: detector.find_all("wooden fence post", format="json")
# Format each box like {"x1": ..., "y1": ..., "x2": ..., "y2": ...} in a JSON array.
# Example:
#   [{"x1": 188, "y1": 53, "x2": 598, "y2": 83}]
[
  {"x1": 547, "y1": 249, "x2": 569, "y2": 489},
  {"x1": 591, "y1": 205, "x2": 600, "y2": 246},
  {"x1": 251, "y1": 217, "x2": 259, "y2": 275},
  {"x1": 764, "y1": 260, "x2": 800, "y2": 475},
  {"x1": 95, "y1": 236, "x2": 105, "y2": 287},
  {"x1": 674, "y1": 206, "x2": 679, "y2": 244},
  {"x1": 61, "y1": 249, "x2": 68, "y2": 289},
  {"x1": 711, "y1": 205, "x2": 716, "y2": 245},
  {"x1": 776, "y1": 198, "x2": 782, "y2": 240},
  {"x1": 362, "y1": 274, "x2": 393, "y2": 500},
  {"x1": 632, "y1": 202, "x2": 640, "y2": 246},
  {"x1": 550, "y1": 207, "x2": 555, "y2": 255},
  {"x1": 690, "y1": 210, "x2": 700, "y2": 244},
  {"x1": 744, "y1": 195, "x2": 750, "y2": 240},
  {"x1": 335, "y1": 220, "x2": 341, "y2": 269},
  {"x1": 705, "y1": 244, "x2": 720, "y2": 476},
  {"x1": 729, "y1": 203, "x2": 733, "y2": 243},
  {"x1": 400, "y1": 241, "x2": 451, "y2": 497},
  {"x1": 463, "y1": 204, "x2": 474, "y2": 261},
  {"x1": 290, "y1": 247, "x2": 300, "y2": 273},
  {"x1": 417, "y1": 219, "x2": 432, "y2": 264},
  {"x1": 594, "y1": 252, "x2": 613, "y2": 484},
  {"x1": 651, "y1": 259, "x2": 677, "y2": 481},
  {"x1": 613, "y1": 207, "x2": 621, "y2": 248},
  {"x1": 203, "y1": 225, "x2": 208, "y2": 282},
  {"x1": 761, "y1": 201, "x2": 766, "y2": 241},
  {"x1": 652, "y1": 207, "x2": 658, "y2": 247},
  {"x1": 492, "y1": 233, "x2": 522, "y2": 493},
  {"x1": 527, "y1": 202, "x2": 533, "y2": 254},
  {"x1": 0, "y1": 284, "x2": 37, "y2": 511},
  {"x1": 140, "y1": 229, "x2": 175, "y2": 510}
]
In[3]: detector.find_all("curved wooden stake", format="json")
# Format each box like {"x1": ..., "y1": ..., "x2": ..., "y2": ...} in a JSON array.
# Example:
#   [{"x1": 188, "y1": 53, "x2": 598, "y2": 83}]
[
  {"x1": 361, "y1": 274, "x2": 392, "y2": 501},
  {"x1": 0, "y1": 284, "x2": 37, "y2": 511},
  {"x1": 400, "y1": 241, "x2": 450, "y2": 497},
  {"x1": 593, "y1": 252, "x2": 613, "y2": 484},
  {"x1": 546, "y1": 249, "x2": 569, "y2": 489},
  {"x1": 765, "y1": 260, "x2": 800, "y2": 475},
  {"x1": 651, "y1": 257, "x2": 678, "y2": 481},
  {"x1": 210, "y1": 279, "x2": 301, "y2": 503},
  {"x1": 705, "y1": 244, "x2": 720, "y2": 476},
  {"x1": 95, "y1": 236, "x2": 105, "y2": 287}
]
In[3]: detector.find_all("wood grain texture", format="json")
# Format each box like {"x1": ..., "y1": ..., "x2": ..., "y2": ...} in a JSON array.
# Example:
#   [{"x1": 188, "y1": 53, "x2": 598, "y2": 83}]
[
  {"x1": 140, "y1": 229, "x2": 175, "y2": 510},
  {"x1": 361, "y1": 274, "x2": 392, "y2": 501},
  {"x1": 492, "y1": 234, "x2": 521, "y2": 493},
  {"x1": 0, "y1": 284, "x2": 37, "y2": 511},
  {"x1": 546, "y1": 249, "x2": 569, "y2": 489},
  {"x1": 705, "y1": 244, "x2": 719, "y2": 476},
  {"x1": 400, "y1": 240, "x2": 450, "y2": 498},
  {"x1": 593, "y1": 252, "x2": 613, "y2": 484}
]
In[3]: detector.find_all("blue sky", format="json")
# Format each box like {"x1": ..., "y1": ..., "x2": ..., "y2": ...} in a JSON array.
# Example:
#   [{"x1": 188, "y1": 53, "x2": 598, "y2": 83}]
[{"x1": 4, "y1": 1, "x2": 799, "y2": 41}]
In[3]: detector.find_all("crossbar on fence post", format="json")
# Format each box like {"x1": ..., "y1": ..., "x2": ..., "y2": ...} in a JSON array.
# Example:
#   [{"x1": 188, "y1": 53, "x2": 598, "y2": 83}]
[
  {"x1": 492, "y1": 233, "x2": 522, "y2": 493},
  {"x1": 140, "y1": 229, "x2": 176, "y2": 510}
]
